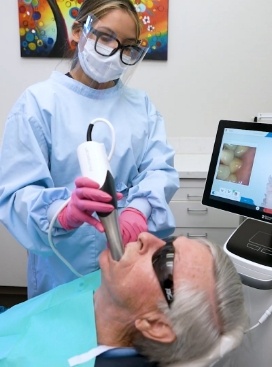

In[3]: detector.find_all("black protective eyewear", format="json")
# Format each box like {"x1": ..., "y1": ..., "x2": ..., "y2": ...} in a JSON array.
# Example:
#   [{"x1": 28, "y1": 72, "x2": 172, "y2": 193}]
[
  {"x1": 91, "y1": 29, "x2": 145, "y2": 65},
  {"x1": 152, "y1": 237, "x2": 176, "y2": 307}
]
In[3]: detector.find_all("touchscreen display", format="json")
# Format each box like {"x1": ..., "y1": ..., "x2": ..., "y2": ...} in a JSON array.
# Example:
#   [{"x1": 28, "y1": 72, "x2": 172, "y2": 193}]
[{"x1": 202, "y1": 120, "x2": 272, "y2": 224}]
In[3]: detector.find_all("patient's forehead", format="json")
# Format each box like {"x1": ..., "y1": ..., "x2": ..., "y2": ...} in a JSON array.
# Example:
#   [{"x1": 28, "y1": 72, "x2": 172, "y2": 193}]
[{"x1": 173, "y1": 237, "x2": 215, "y2": 292}]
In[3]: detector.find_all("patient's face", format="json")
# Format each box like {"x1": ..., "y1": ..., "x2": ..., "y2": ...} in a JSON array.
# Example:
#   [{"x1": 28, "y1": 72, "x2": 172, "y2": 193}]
[{"x1": 98, "y1": 233, "x2": 216, "y2": 314}]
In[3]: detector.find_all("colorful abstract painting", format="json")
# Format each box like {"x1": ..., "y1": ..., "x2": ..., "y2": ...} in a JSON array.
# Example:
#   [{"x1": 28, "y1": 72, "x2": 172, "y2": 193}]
[
  {"x1": 131, "y1": 0, "x2": 169, "y2": 60},
  {"x1": 18, "y1": 0, "x2": 169, "y2": 60}
]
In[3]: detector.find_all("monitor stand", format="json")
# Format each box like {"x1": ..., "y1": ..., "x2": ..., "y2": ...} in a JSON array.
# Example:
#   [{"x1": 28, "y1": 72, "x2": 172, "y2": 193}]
[{"x1": 224, "y1": 218, "x2": 272, "y2": 289}]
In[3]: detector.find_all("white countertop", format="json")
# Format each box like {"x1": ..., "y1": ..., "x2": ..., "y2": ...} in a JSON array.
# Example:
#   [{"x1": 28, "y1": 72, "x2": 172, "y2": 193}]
[
  {"x1": 174, "y1": 154, "x2": 212, "y2": 179},
  {"x1": 168, "y1": 137, "x2": 214, "y2": 179}
]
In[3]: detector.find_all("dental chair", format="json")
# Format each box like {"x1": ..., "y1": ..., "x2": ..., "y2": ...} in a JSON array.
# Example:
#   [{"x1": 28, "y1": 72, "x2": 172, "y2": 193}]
[
  {"x1": 93, "y1": 326, "x2": 243, "y2": 367},
  {"x1": 95, "y1": 348, "x2": 158, "y2": 367}
]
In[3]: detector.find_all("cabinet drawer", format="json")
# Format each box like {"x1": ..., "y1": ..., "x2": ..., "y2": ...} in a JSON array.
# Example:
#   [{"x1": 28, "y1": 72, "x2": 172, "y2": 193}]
[
  {"x1": 172, "y1": 186, "x2": 204, "y2": 201},
  {"x1": 170, "y1": 201, "x2": 239, "y2": 228},
  {"x1": 172, "y1": 227, "x2": 235, "y2": 247},
  {"x1": 173, "y1": 179, "x2": 205, "y2": 201}
]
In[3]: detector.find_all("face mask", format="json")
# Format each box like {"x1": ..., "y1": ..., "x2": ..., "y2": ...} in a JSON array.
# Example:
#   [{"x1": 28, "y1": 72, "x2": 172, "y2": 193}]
[{"x1": 78, "y1": 39, "x2": 129, "y2": 83}]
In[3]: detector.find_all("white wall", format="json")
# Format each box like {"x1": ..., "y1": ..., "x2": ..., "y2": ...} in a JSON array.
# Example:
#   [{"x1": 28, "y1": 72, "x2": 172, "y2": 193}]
[{"x1": 1, "y1": 0, "x2": 272, "y2": 138}]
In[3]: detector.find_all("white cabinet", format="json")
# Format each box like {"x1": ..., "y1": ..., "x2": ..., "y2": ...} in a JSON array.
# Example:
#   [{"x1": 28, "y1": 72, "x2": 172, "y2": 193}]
[
  {"x1": 170, "y1": 178, "x2": 240, "y2": 246},
  {"x1": 0, "y1": 224, "x2": 27, "y2": 287}
]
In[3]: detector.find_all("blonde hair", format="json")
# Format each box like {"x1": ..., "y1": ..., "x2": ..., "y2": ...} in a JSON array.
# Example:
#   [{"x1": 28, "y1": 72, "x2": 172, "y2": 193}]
[{"x1": 72, "y1": 0, "x2": 141, "y2": 39}]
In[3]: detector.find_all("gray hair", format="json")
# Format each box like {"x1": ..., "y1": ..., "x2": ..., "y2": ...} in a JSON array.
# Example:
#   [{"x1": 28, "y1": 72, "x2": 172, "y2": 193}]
[{"x1": 132, "y1": 238, "x2": 248, "y2": 366}]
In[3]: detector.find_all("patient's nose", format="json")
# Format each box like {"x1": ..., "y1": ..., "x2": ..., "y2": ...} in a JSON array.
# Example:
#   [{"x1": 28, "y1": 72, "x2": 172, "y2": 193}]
[{"x1": 137, "y1": 232, "x2": 164, "y2": 254}]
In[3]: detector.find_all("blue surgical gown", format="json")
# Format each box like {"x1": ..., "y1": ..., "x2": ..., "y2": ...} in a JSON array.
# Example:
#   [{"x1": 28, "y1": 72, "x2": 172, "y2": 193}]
[{"x1": 0, "y1": 71, "x2": 179, "y2": 297}]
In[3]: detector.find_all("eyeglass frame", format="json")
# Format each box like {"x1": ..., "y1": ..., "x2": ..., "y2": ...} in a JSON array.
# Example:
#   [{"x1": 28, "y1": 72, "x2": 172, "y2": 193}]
[
  {"x1": 90, "y1": 28, "x2": 146, "y2": 66},
  {"x1": 152, "y1": 237, "x2": 176, "y2": 308}
]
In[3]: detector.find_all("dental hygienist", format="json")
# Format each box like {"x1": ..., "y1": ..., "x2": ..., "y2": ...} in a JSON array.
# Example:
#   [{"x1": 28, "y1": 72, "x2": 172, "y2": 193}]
[{"x1": 0, "y1": 0, "x2": 179, "y2": 298}]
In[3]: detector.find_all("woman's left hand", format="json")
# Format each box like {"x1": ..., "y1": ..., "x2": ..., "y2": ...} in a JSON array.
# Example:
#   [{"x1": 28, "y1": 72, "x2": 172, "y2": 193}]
[{"x1": 119, "y1": 208, "x2": 148, "y2": 245}]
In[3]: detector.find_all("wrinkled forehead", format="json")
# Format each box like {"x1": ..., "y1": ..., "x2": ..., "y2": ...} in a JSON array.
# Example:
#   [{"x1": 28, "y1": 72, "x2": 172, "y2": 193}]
[
  {"x1": 173, "y1": 237, "x2": 223, "y2": 331},
  {"x1": 173, "y1": 237, "x2": 215, "y2": 292}
]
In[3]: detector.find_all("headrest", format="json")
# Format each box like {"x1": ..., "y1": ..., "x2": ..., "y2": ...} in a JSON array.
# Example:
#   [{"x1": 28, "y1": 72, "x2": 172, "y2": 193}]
[{"x1": 167, "y1": 327, "x2": 244, "y2": 367}]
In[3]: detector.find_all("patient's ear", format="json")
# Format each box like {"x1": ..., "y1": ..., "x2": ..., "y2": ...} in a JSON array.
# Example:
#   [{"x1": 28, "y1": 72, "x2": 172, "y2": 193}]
[{"x1": 135, "y1": 312, "x2": 176, "y2": 343}]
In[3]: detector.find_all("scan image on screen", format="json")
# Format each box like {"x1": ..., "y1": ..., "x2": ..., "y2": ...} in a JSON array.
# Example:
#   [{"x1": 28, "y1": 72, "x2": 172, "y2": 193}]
[
  {"x1": 202, "y1": 120, "x2": 272, "y2": 224},
  {"x1": 216, "y1": 144, "x2": 256, "y2": 186}
]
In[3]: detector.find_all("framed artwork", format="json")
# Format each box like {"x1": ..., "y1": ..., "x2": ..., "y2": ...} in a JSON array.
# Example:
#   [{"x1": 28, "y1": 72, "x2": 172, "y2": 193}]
[
  {"x1": 131, "y1": 0, "x2": 169, "y2": 60},
  {"x1": 18, "y1": 0, "x2": 169, "y2": 60}
]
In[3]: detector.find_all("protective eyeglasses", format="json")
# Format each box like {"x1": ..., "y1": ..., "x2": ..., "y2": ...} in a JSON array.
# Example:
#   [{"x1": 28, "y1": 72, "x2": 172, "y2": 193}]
[
  {"x1": 152, "y1": 237, "x2": 176, "y2": 307},
  {"x1": 91, "y1": 29, "x2": 146, "y2": 66}
]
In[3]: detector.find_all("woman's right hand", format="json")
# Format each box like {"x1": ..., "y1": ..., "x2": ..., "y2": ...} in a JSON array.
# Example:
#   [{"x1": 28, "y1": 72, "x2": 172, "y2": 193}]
[{"x1": 57, "y1": 177, "x2": 116, "y2": 231}]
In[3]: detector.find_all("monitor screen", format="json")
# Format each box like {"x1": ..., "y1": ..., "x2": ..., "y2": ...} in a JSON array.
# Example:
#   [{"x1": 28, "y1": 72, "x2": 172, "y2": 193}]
[{"x1": 202, "y1": 120, "x2": 272, "y2": 224}]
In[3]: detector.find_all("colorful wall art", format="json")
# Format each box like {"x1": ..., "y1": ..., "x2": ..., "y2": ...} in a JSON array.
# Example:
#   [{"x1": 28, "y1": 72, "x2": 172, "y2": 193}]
[
  {"x1": 18, "y1": 0, "x2": 169, "y2": 60},
  {"x1": 131, "y1": 0, "x2": 169, "y2": 60}
]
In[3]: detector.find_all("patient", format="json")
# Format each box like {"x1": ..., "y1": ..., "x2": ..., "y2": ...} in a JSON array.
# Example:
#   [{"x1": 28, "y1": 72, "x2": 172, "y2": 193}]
[{"x1": 0, "y1": 233, "x2": 248, "y2": 367}]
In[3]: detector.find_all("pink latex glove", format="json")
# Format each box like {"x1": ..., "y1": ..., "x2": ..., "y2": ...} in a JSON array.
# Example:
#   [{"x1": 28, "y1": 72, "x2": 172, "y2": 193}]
[
  {"x1": 119, "y1": 208, "x2": 148, "y2": 245},
  {"x1": 58, "y1": 177, "x2": 120, "y2": 232}
]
